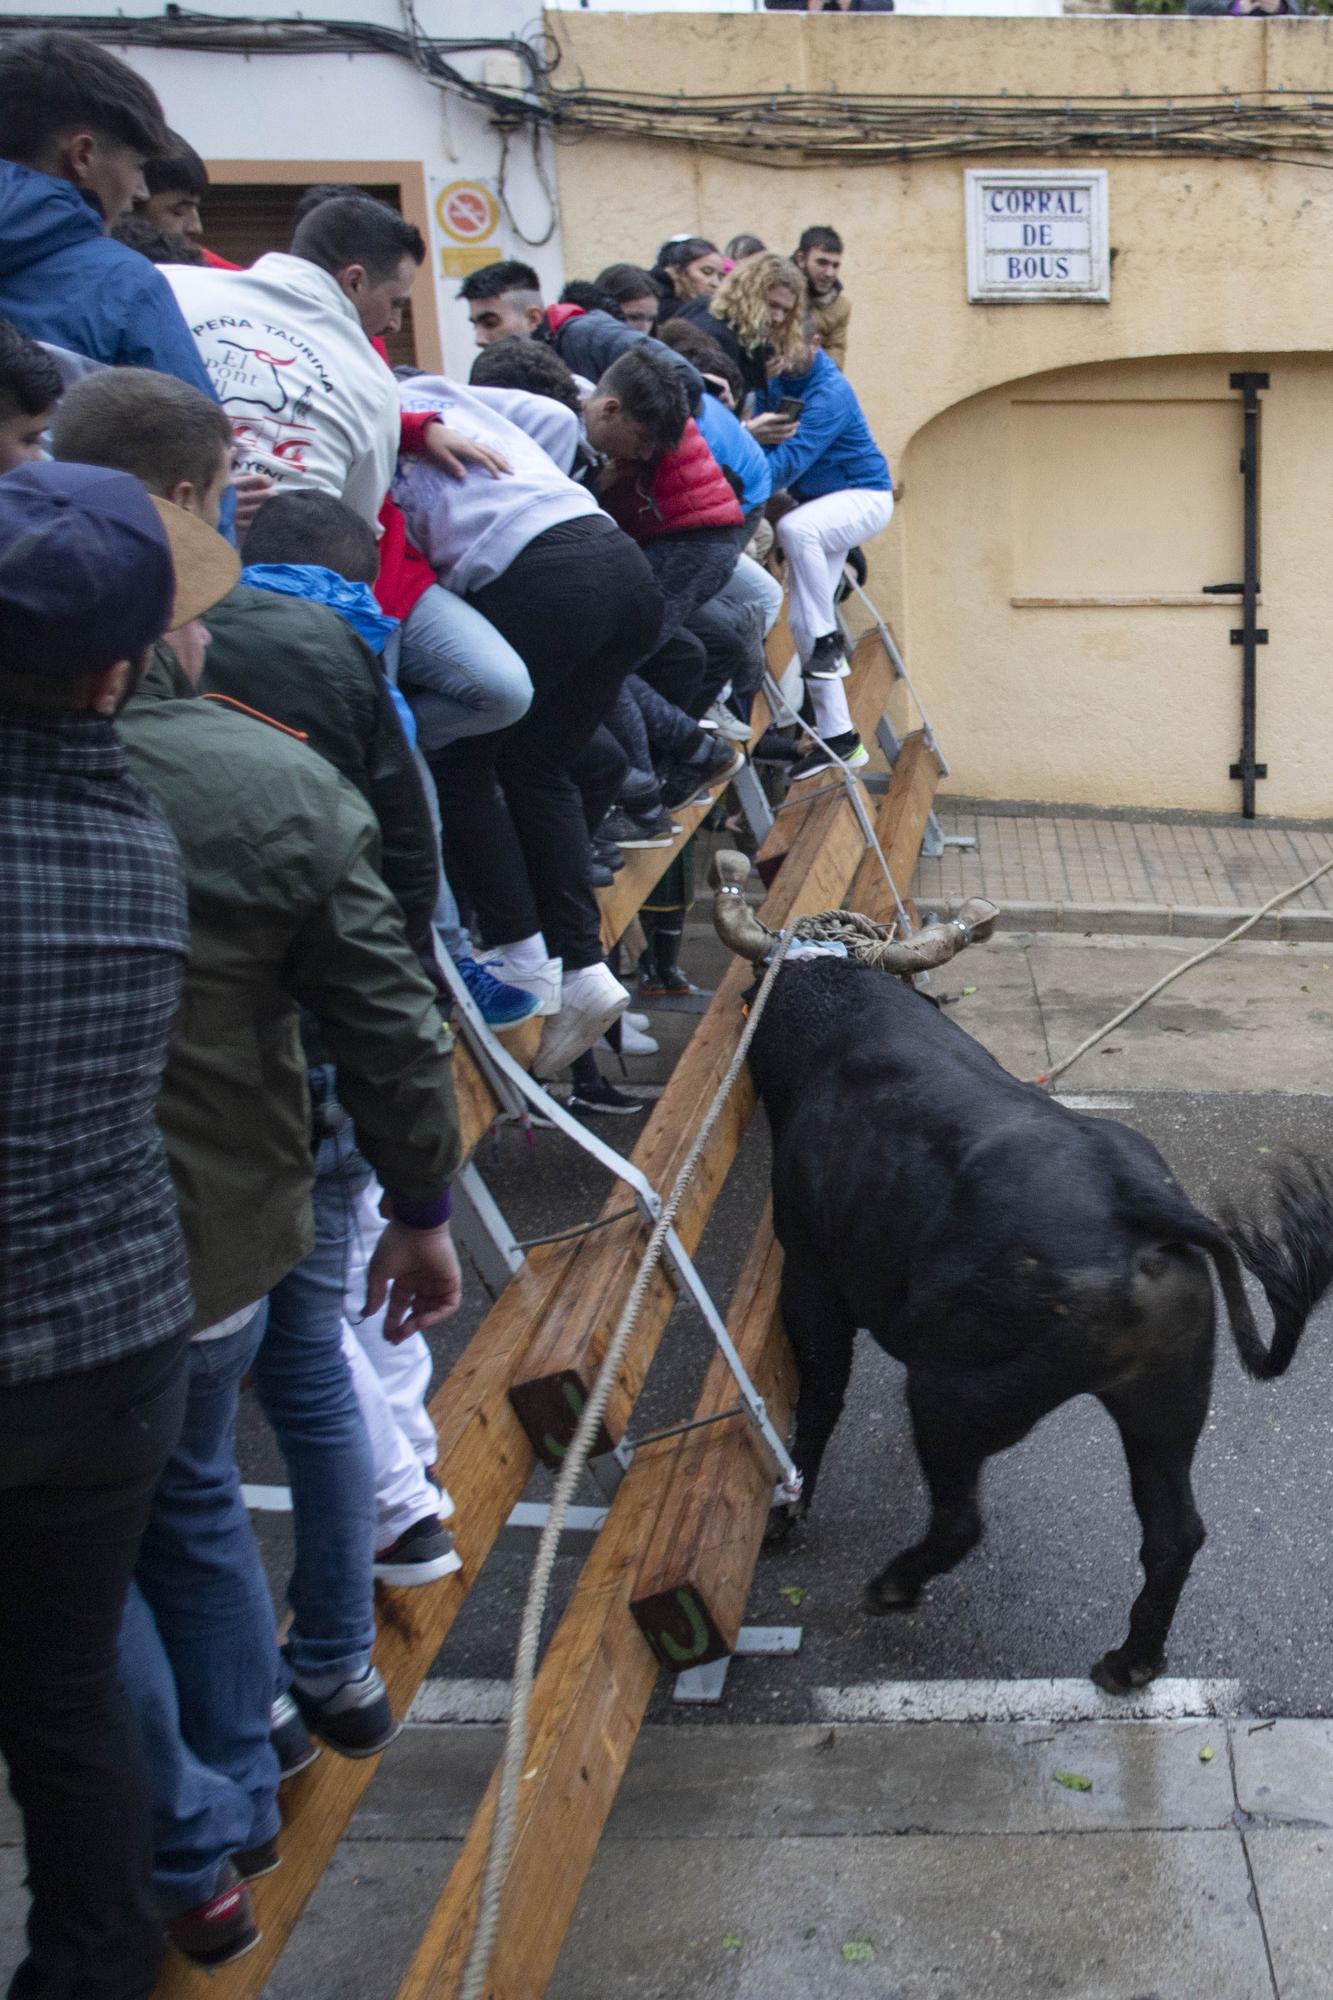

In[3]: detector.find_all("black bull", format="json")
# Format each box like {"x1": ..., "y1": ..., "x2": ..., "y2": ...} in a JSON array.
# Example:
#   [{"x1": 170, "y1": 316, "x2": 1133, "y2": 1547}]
[{"x1": 743, "y1": 951, "x2": 1333, "y2": 1694}]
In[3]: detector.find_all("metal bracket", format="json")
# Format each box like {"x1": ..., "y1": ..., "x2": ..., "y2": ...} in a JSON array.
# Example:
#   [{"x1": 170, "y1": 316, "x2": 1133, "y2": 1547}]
[
  {"x1": 730, "y1": 754, "x2": 775, "y2": 846},
  {"x1": 1229, "y1": 760, "x2": 1269, "y2": 781},
  {"x1": 450, "y1": 1160, "x2": 524, "y2": 1294},
  {"x1": 1230, "y1": 629, "x2": 1268, "y2": 647},
  {"x1": 672, "y1": 1624, "x2": 803, "y2": 1704}
]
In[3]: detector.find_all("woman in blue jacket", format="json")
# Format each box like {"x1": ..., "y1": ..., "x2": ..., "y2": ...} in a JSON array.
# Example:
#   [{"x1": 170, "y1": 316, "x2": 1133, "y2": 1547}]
[{"x1": 758, "y1": 338, "x2": 894, "y2": 775}]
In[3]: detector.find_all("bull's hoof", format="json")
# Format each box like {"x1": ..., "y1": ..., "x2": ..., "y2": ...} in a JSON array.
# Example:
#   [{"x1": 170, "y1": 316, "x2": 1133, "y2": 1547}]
[
  {"x1": 764, "y1": 1503, "x2": 802, "y2": 1547},
  {"x1": 863, "y1": 1573, "x2": 920, "y2": 1616},
  {"x1": 1090, "y1": 1650, "x2": 1163, "y2": 1696}
]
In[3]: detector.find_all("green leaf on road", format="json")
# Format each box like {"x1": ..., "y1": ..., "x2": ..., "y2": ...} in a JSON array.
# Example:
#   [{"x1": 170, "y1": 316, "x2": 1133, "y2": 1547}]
[
  {"x1": 1259, "y1": 1146, "x2": 1272, "y2": 1154},
  {"x1": 721, "y1": 1932, "x2": 743, "y2": 1950},
  {"x1": 841, "y1": 1941, "x2": 875, "y2": 1963},
  {"x1": 778, "y1": 1584, "x2": 805, "y2": 1607},
  {"x1": 962, "y1": 985, "x2": 978, "y2": 996},
  {"x1": 1301, "y1": 985, "x2": 1310, "y2": 993},
  {"x1": 1199, "y1": 1744, "x2": 1216, "y2": 1763},
  {"x1": 1052, "y1": 1770, "x2": 1093, "y2": 1792}
]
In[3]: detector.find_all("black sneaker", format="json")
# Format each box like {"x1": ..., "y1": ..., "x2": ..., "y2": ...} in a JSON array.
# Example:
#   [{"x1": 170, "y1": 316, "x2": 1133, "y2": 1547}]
[
  {"x1": 291, "y1": 1666, "x2": 400, "y2": 1760},
  {"x1": 593, "y1": 838, "x2": 626, "y2": 872},
  {"x1": 568, "y1": 1073, "x2": 645, "y2": 1116},
  {"x1": 590, "y1": 858, "x2": 614, "y2": 888},
  {"x1": 637, "y1": 962, "x2": 708, "y2": 999},
  {"x1": 804, "y1": 631, "x2": 849, "y2": 680},
  {"x1": 752, "y1": 727, "x2": 803, "y2": 763},
  {"x1": 659, "y1": 743, "x2": 745, "y2": 810},
  {"x1": 232, "y1": 1838, "x2": 281, "y2": 1883},
  {"x1": 269, "y1": 1691, "x2": 320, "y2": 1781},
  {"x1": 600, "y1": 806, "x2": 674, "y2": 850},
  {"x1": 374, "y1": 1514, "x2": 462, "y2": 1587},
  {"x1": 167, "y1": 1864, "x2": 260, "y2": 1970},
  {"x1": 788, "y1": 732, "x2": 869, "y2": 782}
]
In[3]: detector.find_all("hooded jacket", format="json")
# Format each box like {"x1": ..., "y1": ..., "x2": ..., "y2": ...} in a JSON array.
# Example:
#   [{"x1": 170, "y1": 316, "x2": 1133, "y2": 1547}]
[
  {"x1": 539, "y1": 303, "x2": 703, "y2": 410},
  {"x1": 0, "y1": 160, "x2": 217, "y2": 397},
  {"x1": 760, "y1": 348, "x2": 890, "y2": 502},
  {"x1": 807, "y1": 280, "x2": 851, "y2": 372},
  {"x1": 164, "y1": 253, "x2": 400, "y2": 530},
  {"x1": 118, "y1": 651, "x2": 458, "y2": 1330}
]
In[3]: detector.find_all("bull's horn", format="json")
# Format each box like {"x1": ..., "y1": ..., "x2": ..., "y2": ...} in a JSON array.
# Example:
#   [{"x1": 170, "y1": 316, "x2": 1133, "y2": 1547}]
[
  {"x1": 868, "y1": 898, "x2": 1002, "y2": 975},
  {"x1": 709, "y1": 848, "x2": 777, "y2": 964}
]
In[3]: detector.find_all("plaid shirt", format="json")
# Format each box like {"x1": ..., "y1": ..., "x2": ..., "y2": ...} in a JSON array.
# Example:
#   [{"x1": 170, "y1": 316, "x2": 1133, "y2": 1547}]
[{"x1": 0, "y1": 710, "x2": 193, "y2": 1385}]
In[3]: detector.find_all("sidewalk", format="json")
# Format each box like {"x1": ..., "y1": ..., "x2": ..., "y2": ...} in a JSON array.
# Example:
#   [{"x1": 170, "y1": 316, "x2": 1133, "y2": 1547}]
[{"x1": 913, "y1": 804, "x2": 1333, "y2": 941}]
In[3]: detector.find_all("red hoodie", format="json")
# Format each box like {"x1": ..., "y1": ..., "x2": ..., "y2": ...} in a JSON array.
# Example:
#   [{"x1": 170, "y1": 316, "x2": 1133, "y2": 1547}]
[
  {"x1": 368, "y1": 334, "x2": 438, "y2": 622},
  {"x1": 602, "y1": 417, "x2": 743, "y2": 545}
]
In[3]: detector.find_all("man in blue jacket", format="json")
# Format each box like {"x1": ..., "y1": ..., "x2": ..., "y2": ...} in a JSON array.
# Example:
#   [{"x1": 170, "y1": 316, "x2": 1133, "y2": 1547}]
[{"x1": 0, "y1": 30, "x2": 216, "y2": 401}]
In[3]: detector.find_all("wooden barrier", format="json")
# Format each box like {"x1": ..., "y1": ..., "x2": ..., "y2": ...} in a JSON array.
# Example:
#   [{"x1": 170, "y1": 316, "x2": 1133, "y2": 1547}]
[{"x1": 150, "y1": 599, "x2": 941, "y2": 2000}]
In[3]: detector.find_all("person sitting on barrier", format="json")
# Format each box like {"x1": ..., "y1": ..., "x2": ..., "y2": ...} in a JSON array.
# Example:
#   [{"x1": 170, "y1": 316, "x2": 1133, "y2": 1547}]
[
  {"x1": 753, "y1": 326, "x2": 894, "y2": 781},
  {"x1": 648, "y1": 233, "x2": 727, "y2": 327},
  {"x1": 792, "y1": 224, "x2": 851, "y2": 372},
  {"x1": 394, "y1": 365, "x2": 666, "y2": 1075},
  {"x1": 671, "y1": 248, "x2": 807, "y2": 413}
]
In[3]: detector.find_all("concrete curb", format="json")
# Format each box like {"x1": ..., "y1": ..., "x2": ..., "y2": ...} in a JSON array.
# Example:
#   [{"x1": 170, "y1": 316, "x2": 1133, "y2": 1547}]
[{"x1": 920, "y1": 896, "x2": 1333, "y2": 943}]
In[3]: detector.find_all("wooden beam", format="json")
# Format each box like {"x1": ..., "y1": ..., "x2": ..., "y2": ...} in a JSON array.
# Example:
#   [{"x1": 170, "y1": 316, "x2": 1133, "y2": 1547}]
[
  {"x1": 150, "y1": 1238, "x2": 578, "y2": 2000},
  {"x1": 507, "y1": 645, "x2": 894, "y2": 1469},
  {"x1": 630, "y1": 1210, "x2": 793, "y2": 1670},
  {"x1": 846, "y1": 728, "x2": 944, "y2": 927}
]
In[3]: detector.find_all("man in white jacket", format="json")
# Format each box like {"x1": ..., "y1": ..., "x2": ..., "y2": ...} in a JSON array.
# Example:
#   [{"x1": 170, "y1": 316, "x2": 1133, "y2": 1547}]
[{"x1": 166, "y1": 195, "x2": 423, "y2": 531}]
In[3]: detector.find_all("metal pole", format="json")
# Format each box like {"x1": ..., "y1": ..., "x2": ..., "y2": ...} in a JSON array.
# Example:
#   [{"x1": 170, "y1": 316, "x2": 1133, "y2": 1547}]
[{"x1": 1228, "y1": 370, "x2": 1269, "y2": 819}]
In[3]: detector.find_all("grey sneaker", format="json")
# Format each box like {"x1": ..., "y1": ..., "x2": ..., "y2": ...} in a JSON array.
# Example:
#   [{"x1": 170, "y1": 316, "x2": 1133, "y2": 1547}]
[
  {"x1": 269, "y1": 1690, "x2": 320, "y2": 1781},
  {"x1": 291, "y1": 1666, "x2": 400, "y2": 1760},
  {"x1": 374, "y1": 1514, "x2": 462, "y2": 1587}
]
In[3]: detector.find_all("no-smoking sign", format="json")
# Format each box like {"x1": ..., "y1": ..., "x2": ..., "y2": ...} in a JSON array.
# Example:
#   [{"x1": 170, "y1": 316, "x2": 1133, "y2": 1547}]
[{"x1": 436, "y1": 179, "x2": 500, "y2": 246}]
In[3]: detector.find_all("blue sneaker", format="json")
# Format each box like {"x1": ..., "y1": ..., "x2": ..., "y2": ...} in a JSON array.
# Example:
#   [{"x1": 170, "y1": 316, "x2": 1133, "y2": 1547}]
[{"x1": 457, "y1": 955, "x2": 541, "y2": 1028}]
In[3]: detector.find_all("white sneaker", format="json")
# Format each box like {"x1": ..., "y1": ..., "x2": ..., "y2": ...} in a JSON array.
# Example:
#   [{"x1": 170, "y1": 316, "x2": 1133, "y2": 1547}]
[
  {"x1": 533, "y1": 963, "x2": 630, "y2": 1078},
  {"x1": 699, "y1": 700, "x2": 753, "y2": 745},
  {"x1": 477, "y1": 951, "x2": 562, "y2": 1017},
  {"x1": 603, "y1": 1019, "x2": 660, "y2": 1057},
  {"x1": 625, "y1": 1011, "x2": 650, "y2": 1031}
]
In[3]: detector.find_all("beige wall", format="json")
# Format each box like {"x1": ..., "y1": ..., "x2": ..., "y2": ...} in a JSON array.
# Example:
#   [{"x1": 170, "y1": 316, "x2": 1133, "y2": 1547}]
[{"x1": 550, "y1": 14, "x2": 1333, "y2": 814}]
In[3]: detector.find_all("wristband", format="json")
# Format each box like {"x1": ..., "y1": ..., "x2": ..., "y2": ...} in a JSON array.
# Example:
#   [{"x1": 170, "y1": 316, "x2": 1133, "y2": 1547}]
[{"x1": 389, "y1": 1187, "x2": 452, "y2": 1229}]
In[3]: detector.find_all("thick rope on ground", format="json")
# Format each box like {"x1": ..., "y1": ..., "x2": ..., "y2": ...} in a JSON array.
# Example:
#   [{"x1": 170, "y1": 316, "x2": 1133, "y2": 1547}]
[{"x1": 459, "y1": 925, "x2": 797, "y2": 2000}]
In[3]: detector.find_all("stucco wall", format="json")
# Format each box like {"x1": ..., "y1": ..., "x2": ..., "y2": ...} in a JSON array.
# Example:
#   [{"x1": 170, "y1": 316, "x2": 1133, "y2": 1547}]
[{"x1": 551, "y1": 14, "x2": 1333, "y2": 813}]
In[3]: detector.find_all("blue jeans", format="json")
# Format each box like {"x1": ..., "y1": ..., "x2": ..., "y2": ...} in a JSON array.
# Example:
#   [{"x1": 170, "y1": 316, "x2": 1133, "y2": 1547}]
[
  {"x1": 119, "y1": 1313, "x2": 281, "y2": 1917},
  {"x1": 252, "y1": 1078, "x2": 376, "y2": 1694},
  {"x1": 392, "y1": 585, "x2": 532, "y2": 753}
]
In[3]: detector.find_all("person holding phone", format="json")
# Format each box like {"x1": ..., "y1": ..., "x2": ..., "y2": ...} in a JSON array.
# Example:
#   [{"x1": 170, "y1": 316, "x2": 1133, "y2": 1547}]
[{"x1": 754, "y1": 331, "x2": 895, "y2": 778}]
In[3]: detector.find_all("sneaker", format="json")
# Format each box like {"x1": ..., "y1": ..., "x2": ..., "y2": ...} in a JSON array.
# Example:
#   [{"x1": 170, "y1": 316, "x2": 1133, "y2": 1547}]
[
  {"x1": 270, "y1": 1691, "x2": 320, "y2": 1781},
  {"x1": 455, "y1": 954, "x2": 540, "y2": 1030},
  {"x1": 625, "y1": 1011, "x2": 651, "y2": 1031},
  {"x1": 232, "y1": 1839, "x2": 281, "y2": 1883},
  {"x1": 804, "y1": 631, "x2": 850, "y2": 680},
  {"x1": 374, "y1": 1514, "x2": 462, "y2": 1587},
  {"x1": 476, "y1": 950, "x2": 562, "y2": 1018},
  {"x1": 167, "y1": 1864, "x2": 260, "y2": 1970},
  {"x1": 291, "y1": 1666, "x2": 400, "y2": 1760},
  {"x1": 568, "y1": 1073, "x2": 646, "y2": 1116},
  {"x1": 638, "y1": 963, "x2": 707, "y2": 999},
  {"x1": 659, "y1": 743, "x2": 745, "y2": 811},
  {"x1": 532, "y1": 961, "x2": 630, "y2": 1078},
  {"x1": 698, "y1": 700, "x2": 753, "y2": 744},
  {"x1": 593, "y1": 838, "x2": 626, "y2": 872},
  {"x1": 599, "y1": 806, "x2": 674, "y2": 850},
  {"x1": 603, "y1": 1018, "x2": 659, "y2": 1056},
  {"x1": 752, "y1": 726, "x2": 803, "y2": 764},
  {"x1": 590, "y1": 858, "x2": 614, "y2": 889},
  {"x1": 788, "y1": 732, "x2": 869, "y2": 781}
]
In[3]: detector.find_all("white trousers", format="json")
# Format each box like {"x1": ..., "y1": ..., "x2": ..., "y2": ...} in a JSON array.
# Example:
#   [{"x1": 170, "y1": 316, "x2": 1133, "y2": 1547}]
[
  {"x1": 777, "y1": 486, "x2": 895, "y2": 663},
  {"x1": 341, "y1": 1178, "x2": 447, "y2": 1546}
]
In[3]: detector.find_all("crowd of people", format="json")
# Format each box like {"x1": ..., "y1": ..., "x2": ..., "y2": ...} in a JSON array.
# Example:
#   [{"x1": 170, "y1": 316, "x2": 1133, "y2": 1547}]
[{"x1": 0, "y1": 27, "x2": 897, "y2": 1999}]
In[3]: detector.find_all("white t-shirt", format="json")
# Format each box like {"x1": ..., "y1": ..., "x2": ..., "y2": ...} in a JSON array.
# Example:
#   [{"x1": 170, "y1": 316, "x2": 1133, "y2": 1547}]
[{"x1": 165, "y1": 253, "x2": 399, "y2": 531}]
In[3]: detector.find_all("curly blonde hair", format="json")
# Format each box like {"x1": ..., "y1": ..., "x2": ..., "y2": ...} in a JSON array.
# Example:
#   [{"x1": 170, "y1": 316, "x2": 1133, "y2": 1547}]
[{"x1": 709, "y1": 252, "x2": 807, "y2": 369}]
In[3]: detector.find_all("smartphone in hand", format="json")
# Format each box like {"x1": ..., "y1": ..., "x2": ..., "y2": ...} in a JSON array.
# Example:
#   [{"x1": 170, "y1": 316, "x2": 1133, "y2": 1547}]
[{"x1": 776, "y1": 396, "x2": 805, "y2": 421}]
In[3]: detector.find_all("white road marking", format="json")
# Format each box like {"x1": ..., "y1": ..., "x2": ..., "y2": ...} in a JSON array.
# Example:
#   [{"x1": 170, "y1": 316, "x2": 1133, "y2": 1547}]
[
  {"x1": 1053, "y1": 1094, "x2": 1134, "y2": 1111},
  {"x1": 811, "y1": 1677, "x2": 1245, "y2": 1724},
  {"x1": 241, "y1": 1483, "x2": 292, "y2": 1511},
  {"x1": 407, "y1": 1679, "x2": 511, "y2": 1725}
]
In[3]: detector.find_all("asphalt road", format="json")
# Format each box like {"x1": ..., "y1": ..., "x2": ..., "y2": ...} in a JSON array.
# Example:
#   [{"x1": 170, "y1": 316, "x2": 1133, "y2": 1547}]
[{"x1": 238, "y1": 932, "x2": 1333, "y2": 1725}]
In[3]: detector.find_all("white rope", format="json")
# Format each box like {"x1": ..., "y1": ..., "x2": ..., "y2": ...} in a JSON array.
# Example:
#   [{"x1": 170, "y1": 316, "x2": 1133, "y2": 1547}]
[
  {"x1": 459, "y1": 926, "x2": 797, "y2": 2000},
  {"x1": 1038, "y1": 851, "x2": 1333, "y2": 1086}
]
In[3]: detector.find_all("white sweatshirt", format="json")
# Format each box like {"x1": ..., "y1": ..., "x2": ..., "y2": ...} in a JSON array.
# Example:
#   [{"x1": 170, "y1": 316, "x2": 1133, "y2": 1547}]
[
  {"x1": 165, "y1": 254, "x2": 399, "y2": 532},
  {"x1": 393, "y1": 377, "x2": 597, "y2": 596}
]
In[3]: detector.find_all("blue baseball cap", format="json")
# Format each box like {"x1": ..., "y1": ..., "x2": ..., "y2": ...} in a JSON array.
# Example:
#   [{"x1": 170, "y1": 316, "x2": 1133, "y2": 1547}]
[{"x1": 0, "y1": 460, "x2": 179, "y2": 681}]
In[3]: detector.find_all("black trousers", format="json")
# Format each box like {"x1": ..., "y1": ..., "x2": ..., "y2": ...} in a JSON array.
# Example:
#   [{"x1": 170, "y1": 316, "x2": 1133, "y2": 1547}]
[
  {"x1": 434, "y1": 517, "x2": 663, "y2": 971},
  {"x1": 1, "y1": 1333, "x2": 190, "y2": 2000}
]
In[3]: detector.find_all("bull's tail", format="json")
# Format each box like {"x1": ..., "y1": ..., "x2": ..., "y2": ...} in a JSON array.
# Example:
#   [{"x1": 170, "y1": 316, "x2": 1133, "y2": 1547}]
[{"x1": 1143, "y1": 1157, "x2": 1333, "y2": 1381}]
